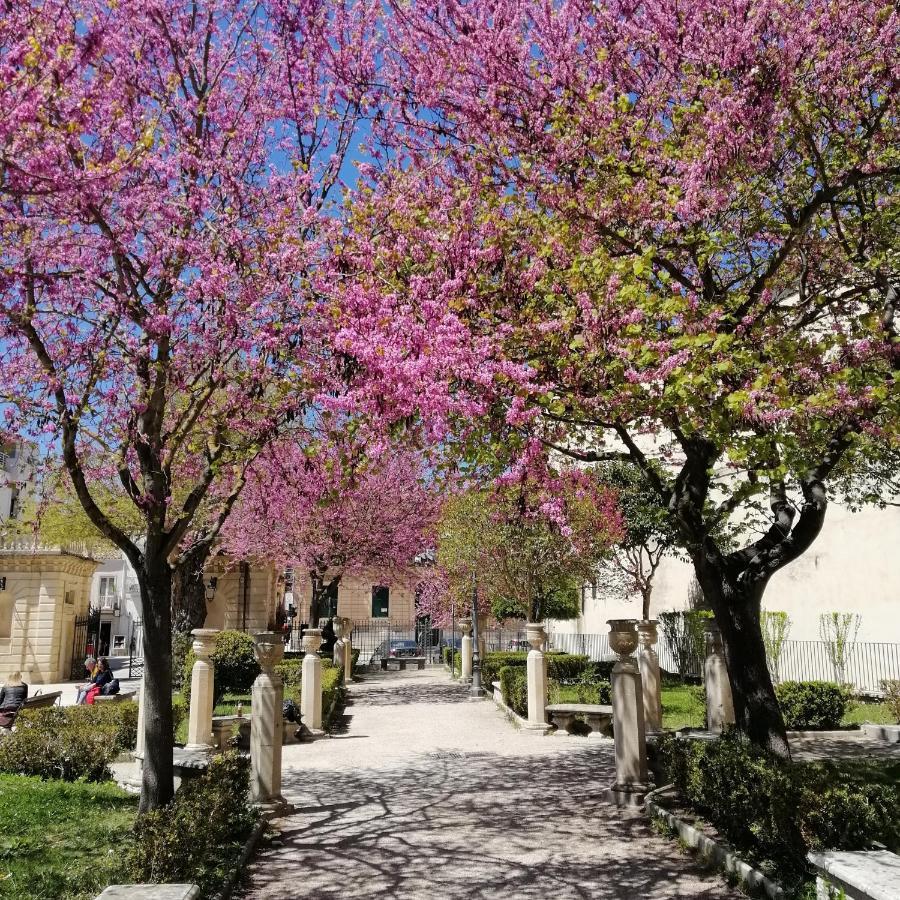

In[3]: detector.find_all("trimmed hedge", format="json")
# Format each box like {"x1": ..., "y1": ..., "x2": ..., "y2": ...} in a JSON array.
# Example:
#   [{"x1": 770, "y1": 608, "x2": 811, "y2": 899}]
[
  {"x1": 657, "y1": 732, "x2": 899, "y2": 891},
  {"x1": 126, "y1": 751, "x2": 257, "y2": 896},
  {"x1": 480, "y1": 650, "x2": 590, "y2": 687},
  {"x1": 183, "y1": 630, "x2": 260, "y2": 708},
  {"x1": 775, "y1": 680, "x2": 850, "y2": 730},
  {"x1": 0, "y1": 701, "x2": 163, "y2": 782},
  {"x1": 499, "y1": 665, "x2": 528, "y2": 718}
]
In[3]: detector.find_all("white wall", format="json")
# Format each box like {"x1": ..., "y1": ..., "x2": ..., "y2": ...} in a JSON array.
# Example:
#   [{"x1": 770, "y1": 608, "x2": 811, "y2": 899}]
[{"x1": 556, "y1": 503, "x2": 900, "y2": 644}]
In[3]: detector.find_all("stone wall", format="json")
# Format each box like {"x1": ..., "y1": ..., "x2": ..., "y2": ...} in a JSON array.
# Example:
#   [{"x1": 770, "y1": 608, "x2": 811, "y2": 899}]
[
  {"x1": 0, "y1": 550, "x2": 98, "y2": 683},
  {"x1": 204, "y1": 558, "x2": 279, "y2": 633}
]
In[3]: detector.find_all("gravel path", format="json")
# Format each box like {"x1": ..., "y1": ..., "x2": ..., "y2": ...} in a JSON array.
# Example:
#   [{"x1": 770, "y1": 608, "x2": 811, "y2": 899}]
[{"x1": 238, "y1": 669, "x2": 739, "y2": 900}]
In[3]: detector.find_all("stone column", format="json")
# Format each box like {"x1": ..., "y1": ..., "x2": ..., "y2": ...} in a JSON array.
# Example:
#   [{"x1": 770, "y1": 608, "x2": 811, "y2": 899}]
[
  {"x1": 250, "y1": 632, "x2": 286, "y2": 810},
  {"x1": 185, "y1": 628, "x2": 219, "y2": 751},
  {"x1": 300, "y1": 628, "x2": 324, "y2": 734},
  {"x1": 459, "y1": 617, "x2": 473, "y2": 683},
  {"x1": 637, "y1": 619, "x2": 663, "y2": 734},
  {"x1": 606, "y1": 619, "x2": 650, "y2": 805},
  {"x1": 342, "y1": 619, "x2": 353, "y2": 683},
  {"x1": 525, "y1": 622, "x2": 551, "y2": 732},
  {"x1": 704, "y1": 620, "x2": 735, "y2": 733},
  {"x1": 332, "y1": 617, "x2": 346, "y2": 677}
]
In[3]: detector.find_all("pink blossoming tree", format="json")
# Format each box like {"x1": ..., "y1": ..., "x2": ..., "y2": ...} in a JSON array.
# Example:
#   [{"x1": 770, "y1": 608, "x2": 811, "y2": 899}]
[
  {"x1": 222, "y1": 431, "x2": 440, "y2": 623},
  {"x1": 334, "y1": 0, "x2": 898, "y2": 755},
  {"x1": 0, "y1": 0, "x2": 376, "y2": 808}
]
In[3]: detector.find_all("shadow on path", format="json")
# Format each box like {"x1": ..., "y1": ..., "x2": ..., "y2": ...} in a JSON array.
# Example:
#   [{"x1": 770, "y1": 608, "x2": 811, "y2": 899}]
[{"x1": 240, "y1": 744, "x2": 735, "y2": 899}]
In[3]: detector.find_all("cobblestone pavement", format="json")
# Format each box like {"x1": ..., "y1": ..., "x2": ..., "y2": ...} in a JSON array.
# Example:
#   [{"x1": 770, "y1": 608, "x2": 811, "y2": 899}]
[{"x1": 238, "y1": 669, "x2": 739, "y2": 900}]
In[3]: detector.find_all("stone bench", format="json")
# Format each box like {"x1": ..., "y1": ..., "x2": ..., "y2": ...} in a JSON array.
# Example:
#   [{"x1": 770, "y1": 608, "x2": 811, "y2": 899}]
[
  {"x1": 95, "y1": 885, "x2": 199, "y2": 899},
  {"x1": 380, "y1": 656, "x2": 426, "y2": 671},
  {"x1": 134, "y1": 747, "x2": 210, "y2": 780},
  {"x1": 546, "y1": 703, "x2": 613, "y2": 737},
  {"x1": 94, "y1": 690, "x2": 137, "y2": 704},
  {"x1": 807, "y1": 850, "x2": 900, "y2": 900}
]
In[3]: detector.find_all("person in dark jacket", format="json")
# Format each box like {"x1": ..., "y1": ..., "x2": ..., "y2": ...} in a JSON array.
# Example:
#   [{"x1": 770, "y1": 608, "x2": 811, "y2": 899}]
[
  {"x1": 82, "y1": 658, "x2": 113, "y2": 705},
  {"x1": 0, "y1": 672, "x2": 28, "y2": 729}
]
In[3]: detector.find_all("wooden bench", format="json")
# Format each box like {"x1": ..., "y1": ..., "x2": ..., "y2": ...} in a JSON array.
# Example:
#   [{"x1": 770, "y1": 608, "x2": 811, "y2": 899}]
[
  {"x1": 20, "y1": 691, "x2": 62, "y2": 710},
  {"x1": 808, "y1": 850, "x2": 900, "y2": 900},
  {"x1": 380, "y1": 656, "x2": 426, "y2": 671},
  {"x1": 546, "y1": 703, "x2": 613, "y2": 737}
]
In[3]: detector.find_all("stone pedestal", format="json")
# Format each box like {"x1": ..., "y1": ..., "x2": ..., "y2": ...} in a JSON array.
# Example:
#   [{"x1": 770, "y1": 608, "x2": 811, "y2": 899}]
[
  {"x1": 250, "y1": 632, "x2": 287, "y2": 811},
  {"x1": 525, "y1": 623, "x2": 551, "y2": 733},
  {"x1": 185, "y1": 628, "x2": 219, "y2": 751},
  {"x1": 637, "y1": 620, "x2": 663, "y2": 734},
  {"x1": 301, "y1": 628, "x2": 324, "y2": 734},
  {"x1": 606, "y1": 619, "x2": 650, "y2": 805},
  {"x1": 341, "y1": 618, "x2": 354, "y2": 682},
  {"x1": 459, "y1": 618, "x2": 473, "y2": 683},
  {"x1": 704, "y1": 621, "x2": 735, "y2": 733}
]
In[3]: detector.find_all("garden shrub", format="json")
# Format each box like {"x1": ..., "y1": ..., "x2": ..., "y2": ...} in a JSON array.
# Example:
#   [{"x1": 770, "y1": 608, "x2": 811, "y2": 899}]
[
  {"x1": 126, "y1": 751, "x2": 257, "y2": 896},
  {"x1": 183, "y1": 630, "x2": 260, "y2": 708},
  {"x1": 573, "y1": 678, "x2": 612, "y2": 705},
  {"x1": 775, "y1": 680, "x2": 850, "y2": 730},
  {"x1": 0, "y1": 703, "x2": 143, "y2": 781},
  {"x1": 656, "y1": 732, "x2": 900, "y2": 891},
  {"x1": 499, "y1": 665, "x2": 528, "y2": 718},
  {"x1": 480, "y1": 650, "x2": 589, "y2": 687},
  {"x1": 274, "y1": 658, "x2": 302, "y2": 687},
  {"x1": 881, "y1": 680, "x2": 900, "y2": 724},
  {"x1": 322, "y1": 665, "x2": 346, "y2": 726},
  {"x1": 171, "y1": 630, "x2": 194, "y2": 692}
]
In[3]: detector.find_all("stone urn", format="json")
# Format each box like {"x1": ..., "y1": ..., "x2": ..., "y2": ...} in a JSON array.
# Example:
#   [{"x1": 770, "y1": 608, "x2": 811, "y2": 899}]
[
  {"x1": 526, "y1": 622, "x2": 546, "y2": 651},
  {"x1": 302, "y1": 627, "x2": 324, "y2": 654},
  {"x1": 458, "y1": 617, "x2": 473, "y2": 636},
  {"x1": 333, "y1": 617, "x2": 346, "y2": 642},
  {"x1": 705, "y1": 619, "x2": 724, "y2": 655},
  {"x1": 253, "y1": 632, "x2": 284, "y2": 674},
  {"x1": 637, "y1": 619, "x2": 659, "y2": 649},
  {"x1": 608, "y1": 619, "x2": 639, "y2": 659}
]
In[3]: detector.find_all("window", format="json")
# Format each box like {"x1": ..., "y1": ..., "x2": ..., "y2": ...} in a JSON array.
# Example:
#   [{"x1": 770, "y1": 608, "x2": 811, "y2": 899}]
[
  {"x1": 371, "y1": 585, "x2": 390, "y2": 619},
  {"x1": 8, "y1": 491, "x2": 19, "y2": 520},
  {"x1": 324, "y1": 581, "x2": 339, "y2": 618},
  {"x1": 98, "y1": 576, "x2": 117, "y2": 610}
]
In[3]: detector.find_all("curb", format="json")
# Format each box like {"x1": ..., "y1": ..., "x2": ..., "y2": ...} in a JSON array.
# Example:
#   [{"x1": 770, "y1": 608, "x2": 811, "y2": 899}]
[
  {"x1": 486, "y1": 681, "x2": 553, "y2": 735},
  {"x1": 645, "y1": 785, "x2": 784, "y2": 900},
  {"x1": 212, "y1": 814, "x2": 269, "y2": 900}
]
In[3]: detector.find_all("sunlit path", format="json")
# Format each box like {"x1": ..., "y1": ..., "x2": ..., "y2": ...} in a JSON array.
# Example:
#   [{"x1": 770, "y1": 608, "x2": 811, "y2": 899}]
[{"x1": 238, "y1": 670, "x2": 738, "y2": 899}]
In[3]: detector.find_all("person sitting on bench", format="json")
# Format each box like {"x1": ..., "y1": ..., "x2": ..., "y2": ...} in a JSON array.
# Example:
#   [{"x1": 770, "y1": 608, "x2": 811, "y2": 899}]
[
  {"x1": 0, "y1": 672, "x2": 28, "y2": 729},
  {"x1": 81, "y1": 658, "x2": 113, "y2": 705},
  {"x1": 75, "y1": 656, "x2": 99, "y2": 704}
]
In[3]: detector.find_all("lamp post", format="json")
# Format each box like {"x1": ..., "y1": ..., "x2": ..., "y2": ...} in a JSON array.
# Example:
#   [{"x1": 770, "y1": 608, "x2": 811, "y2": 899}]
[{"x1": 469, "y1": 577, "x2": 483, "y2": 698}]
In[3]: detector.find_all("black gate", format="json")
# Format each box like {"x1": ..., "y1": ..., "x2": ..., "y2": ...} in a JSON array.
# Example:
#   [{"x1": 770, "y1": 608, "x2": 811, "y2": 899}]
[
  {"x1": 128, "y1": 618, "x2": 144, "y2": 679},
  {"x1": 69, "y1": 614, "x2": 90, "y2": 679}
]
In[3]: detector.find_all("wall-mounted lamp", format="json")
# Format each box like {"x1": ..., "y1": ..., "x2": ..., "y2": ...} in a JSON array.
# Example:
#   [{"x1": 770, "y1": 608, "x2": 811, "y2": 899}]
[{"x1": 205, "y1": 576, "x2": 218, "y2": 603}]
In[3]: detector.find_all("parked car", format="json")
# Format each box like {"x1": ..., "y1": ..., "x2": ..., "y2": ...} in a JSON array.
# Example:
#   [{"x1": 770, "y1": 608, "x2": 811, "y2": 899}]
[{"x1": 388, "y1": 639, "x2": 421, "y2": 658}]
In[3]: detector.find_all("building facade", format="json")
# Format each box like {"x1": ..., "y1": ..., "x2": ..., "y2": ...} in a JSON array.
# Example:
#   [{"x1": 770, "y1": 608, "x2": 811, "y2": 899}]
[{"x1": 0, "y1": 545, "x2": 98, "y2": 683}]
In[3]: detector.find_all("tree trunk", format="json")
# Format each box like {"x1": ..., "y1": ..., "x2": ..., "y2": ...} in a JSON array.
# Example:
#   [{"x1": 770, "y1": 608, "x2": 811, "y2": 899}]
[
  {"x1": 641, "y1": 587, "x2": 651, "y2": 621},
  {"x1": 139, "y1": 558, "x2": 175, "y2": 812},
  {"x1": 171, "y1": 541, "x2": 211, "y2": 634},
  {"x1": 695, "y1": 560, "x2": 790, "y2": 758}
]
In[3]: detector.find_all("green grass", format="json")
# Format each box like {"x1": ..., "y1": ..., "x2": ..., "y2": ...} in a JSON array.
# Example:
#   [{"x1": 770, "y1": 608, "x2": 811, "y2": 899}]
[
  {"x1": 661, "y1": 682, "x2": 706, "y2": 730},
  {"x1": 842, "y1": 700, "x2": 895, "y2": 726},
  {"x1": 0, "y1": 775, "x2": 136, "y2": 900}
]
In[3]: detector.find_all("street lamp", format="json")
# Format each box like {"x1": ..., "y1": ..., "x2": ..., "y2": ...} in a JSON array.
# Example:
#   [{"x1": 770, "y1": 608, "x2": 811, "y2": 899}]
[
  {"x1": 469, "y1": 577, "x2": 483, "y2": 698},
  {"x1": 205, "y1": 576, "x2": 218, "y2": 603}
]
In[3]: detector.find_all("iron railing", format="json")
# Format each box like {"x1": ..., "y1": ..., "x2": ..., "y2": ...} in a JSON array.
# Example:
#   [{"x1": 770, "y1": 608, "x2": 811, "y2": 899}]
[{"x1": 547, "y1": 629, "x2": 900, "y2": 695}]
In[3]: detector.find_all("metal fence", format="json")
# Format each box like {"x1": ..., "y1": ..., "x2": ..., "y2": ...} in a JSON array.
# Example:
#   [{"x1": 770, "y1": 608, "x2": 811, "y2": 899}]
[
  {"x1": 284, "y1": 618, "x2": 529, "y2": 668},
  {"x1": 547, "y1": 629, "x2": 900, "y2": 695}
]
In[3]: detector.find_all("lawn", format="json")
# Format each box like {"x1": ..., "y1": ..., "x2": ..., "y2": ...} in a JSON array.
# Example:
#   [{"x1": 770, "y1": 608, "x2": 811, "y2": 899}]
[
  {"x1": 549, "y1": 679, "x2": 893, "y2": 732},
  {"x1": 0, "y1": 775, "x2": 136, "y2": 900}
]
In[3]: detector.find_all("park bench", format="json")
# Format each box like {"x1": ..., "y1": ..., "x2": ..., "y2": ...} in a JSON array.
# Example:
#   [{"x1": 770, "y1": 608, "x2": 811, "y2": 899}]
[
  {"x1": 20, "y1": 690, "x2": 63, "y2": 710},
  {"x1": 380, "y1": 656, "x2": 426, "y2": 671},
  {"x1": 546, "y1": 703, "x2": 613, "y2": 737},
  {"x1": 94, "y1": 690, "x2": 137, "y2": 704},
  {"x1": 807, "y1": 850, "x2": 900, "y2": 900}
]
